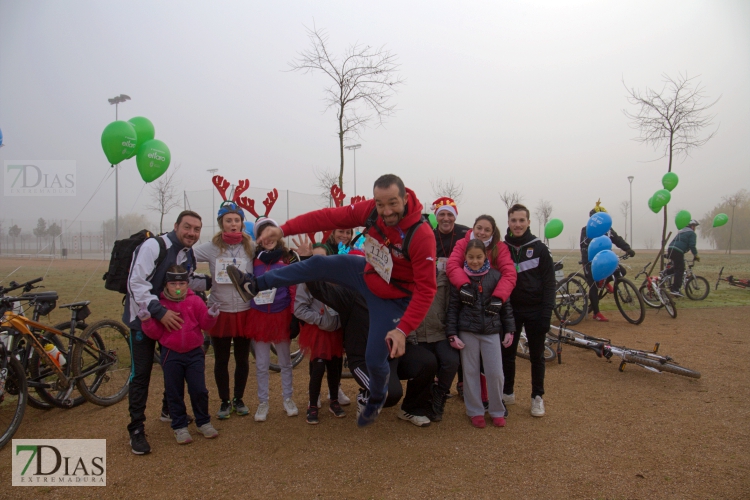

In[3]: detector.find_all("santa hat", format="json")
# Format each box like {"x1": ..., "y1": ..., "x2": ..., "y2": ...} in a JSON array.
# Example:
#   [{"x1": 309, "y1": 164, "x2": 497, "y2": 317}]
[{"x1": 431, "y1": 197, "x2": 458, "y2": 217}]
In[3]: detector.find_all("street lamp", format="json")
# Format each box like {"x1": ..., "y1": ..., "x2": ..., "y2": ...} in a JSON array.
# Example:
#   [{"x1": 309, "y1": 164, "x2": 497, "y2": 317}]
[
  {"x1": 345, "y1": 144, "x2": 362, "y2": 196},
  {"x1": 108, "y1": 94, "x2": 131, "y2": 239},
  {"x1": 207, "y1": 168, "x2": 219, "y2": 234},
  {"x1": 627, "y1": 176, "x2": 634, "y2": 248}
]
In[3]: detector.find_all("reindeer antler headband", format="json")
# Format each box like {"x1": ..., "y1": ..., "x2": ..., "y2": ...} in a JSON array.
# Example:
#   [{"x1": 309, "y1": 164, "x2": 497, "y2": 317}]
[{"x1": 212, "y1": 175, "x2": 279, "y2": 221}]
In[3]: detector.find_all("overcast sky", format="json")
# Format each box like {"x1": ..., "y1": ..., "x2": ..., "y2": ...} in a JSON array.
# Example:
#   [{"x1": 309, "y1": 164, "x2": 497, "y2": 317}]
[{"x1": 1, "y1": 0, "x2": 748, "y2": 249}]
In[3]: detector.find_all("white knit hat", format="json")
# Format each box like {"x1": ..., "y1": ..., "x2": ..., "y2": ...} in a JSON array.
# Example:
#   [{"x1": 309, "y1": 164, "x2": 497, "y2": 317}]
[{"x1": 253, "y1": 217, "x2": 280, "y2": 240}]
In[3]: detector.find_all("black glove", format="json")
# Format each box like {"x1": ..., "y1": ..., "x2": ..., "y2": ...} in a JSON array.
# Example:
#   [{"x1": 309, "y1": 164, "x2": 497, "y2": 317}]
[
  {"x1": 459, "y1": 284, "x2": 475, "y2": 306},
  {"x1": 486, "y1": 297, "x2": 503, "y2": 316},
  {"x1": 627, "y1": 249, "x2": 636, "y2": 258}
]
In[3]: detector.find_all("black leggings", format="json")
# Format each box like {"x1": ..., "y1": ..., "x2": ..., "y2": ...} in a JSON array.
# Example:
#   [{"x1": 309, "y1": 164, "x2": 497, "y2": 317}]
[
  {"x1": 211, "y1": 336, "x2": 251, "y2": 402},
  {"x1": 309, "y1": 357, "x2": 343, "y2": 407}
]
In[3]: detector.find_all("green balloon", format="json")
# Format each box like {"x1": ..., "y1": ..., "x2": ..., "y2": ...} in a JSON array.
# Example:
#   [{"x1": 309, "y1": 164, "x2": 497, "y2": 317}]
[
  {"x1": 675, "y1": 210, "x2": 691, "y2": 230},
  {"x1": 713, "y1": 213, "x2": 728, "y2": 228},
  {"x1": 127, "y1": 117, "x2": 155, "y2": 159},
  {"x1": 544, "y1": 218, "x2": 564, "y2": 239},
  {"x1": 101, "y1": 121, "x2": 137, "y2": 165},
  {"x1": 653, "y1": 189, "x2": 671, "y2": 207},
  {"x1": 428, "y1": 213, "x2": 437, "y2": 229},
  {"x1": 662, "y1": 172, "x2": 679, "y2": 192},
  {"x1": 648, "y1": 196, "x2": 661, "y2": 213},
  {"x1": 136, "y1": 139, "x2": 171, "y2": 183}
]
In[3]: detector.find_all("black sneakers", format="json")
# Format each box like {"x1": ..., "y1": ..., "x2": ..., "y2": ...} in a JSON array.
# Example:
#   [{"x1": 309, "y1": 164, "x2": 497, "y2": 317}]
[
  {"x1": 130, "y1": 429, "x2": 151, "y2": 455},
  {"x1": 329, "y1": 400, "x2": 346, "y2": 418},
  {"x1": 226, "y1": 265, "x2": 258, "y2": 301},
  {"x1": 430, "y1": 385, "x2": 448, "y2": 422},
  {"x1": 306, "y1": 406, "x2": 319, "y2": 425}
]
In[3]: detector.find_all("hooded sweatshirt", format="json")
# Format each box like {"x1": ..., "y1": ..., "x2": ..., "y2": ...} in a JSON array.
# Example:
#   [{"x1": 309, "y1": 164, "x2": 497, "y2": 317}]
[
  {"x1": 141, "y1": 289, "x2": 217, "y2": 353},
  {"x1": 279, "y1": 187, "x2": 437, "y2": 335}
]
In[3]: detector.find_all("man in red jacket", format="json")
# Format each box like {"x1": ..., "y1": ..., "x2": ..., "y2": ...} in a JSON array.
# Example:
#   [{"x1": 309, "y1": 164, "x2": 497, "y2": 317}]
[{"x1": 227, "y1": 174, "x2": 437, "y2": 427}]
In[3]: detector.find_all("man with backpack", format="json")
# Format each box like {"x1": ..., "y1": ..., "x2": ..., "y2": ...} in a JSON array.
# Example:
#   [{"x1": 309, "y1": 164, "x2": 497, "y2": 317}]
[
  {"x1": 227, "y1": 174, "x2": 437, "y2": 428},
  {"x1": 122, "y1": 210, "x2": 206, "y2": 455}
]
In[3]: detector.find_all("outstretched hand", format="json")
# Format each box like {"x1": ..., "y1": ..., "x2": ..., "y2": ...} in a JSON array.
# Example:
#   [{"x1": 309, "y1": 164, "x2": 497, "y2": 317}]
[
  {"x1": 259, "y1": 225, "x2": 283, "y2": 248},
  {"x1": 292, "y1": 235, "x2": 313, "y2": 257}
]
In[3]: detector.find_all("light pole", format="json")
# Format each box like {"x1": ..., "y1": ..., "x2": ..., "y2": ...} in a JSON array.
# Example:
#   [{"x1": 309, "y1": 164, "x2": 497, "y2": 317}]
[
  {"x1": 627, "y1": 176, "x2": 634, "y2": 248},
  {"x1": 108, "y1": 94, "x2": 131, "y2": 239},
  {"x1": 345, "y1": 144, "x2": 362, "y2": 196},
  {"x1": 207, "y1": 168, "x2": 218, "y2": 234}
]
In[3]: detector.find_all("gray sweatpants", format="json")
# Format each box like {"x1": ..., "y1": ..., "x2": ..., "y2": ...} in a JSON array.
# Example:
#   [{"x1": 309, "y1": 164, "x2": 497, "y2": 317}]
[
  {"x1": 459, "y1": 331, "x2": 506, "y2": 418},
  {"x1": 253, "y1": 341, "x2": 293, "y2": 402}
]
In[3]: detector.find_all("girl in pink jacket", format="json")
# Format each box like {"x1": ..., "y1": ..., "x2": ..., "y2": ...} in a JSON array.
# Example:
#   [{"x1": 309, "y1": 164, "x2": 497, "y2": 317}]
[{"x1": 140, "y1": 265, "x2": 220, "y2": 445}]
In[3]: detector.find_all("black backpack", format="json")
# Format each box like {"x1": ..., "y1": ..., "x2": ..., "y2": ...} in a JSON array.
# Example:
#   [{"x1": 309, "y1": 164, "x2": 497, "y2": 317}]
[{"x1": 103, "y1": 230, "x2": 167, "y2": 294}]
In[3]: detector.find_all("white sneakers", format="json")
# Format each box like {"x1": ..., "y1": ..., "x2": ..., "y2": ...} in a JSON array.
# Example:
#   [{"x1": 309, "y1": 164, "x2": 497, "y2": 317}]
[
  {"x1": 531, "y1": 396, "x2": 545, "y2": 417},
  {"x1": 502, "y1": 393, "x2": 516, "y2": 405},
  {"x1": 397, "y1": 409, "x2": 431, "y2": 427},
  {"x1": 283, "y1": 398, "x2": 299, "y2": 417},
  {"x1": 328, "y1": 385, "x2": 351, "y2": 405},
  {"x1": 254, "y1": 402, "x2": 269, "y2": 422}
]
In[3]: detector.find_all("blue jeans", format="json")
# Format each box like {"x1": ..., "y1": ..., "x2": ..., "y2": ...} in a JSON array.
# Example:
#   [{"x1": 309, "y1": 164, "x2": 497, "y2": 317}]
[
  {"x1": 161, "y1": 346, "x2": 210, "y2": 430},
  {"x1": 257, "y1": 255, "x2": 410, "y2": 404}
]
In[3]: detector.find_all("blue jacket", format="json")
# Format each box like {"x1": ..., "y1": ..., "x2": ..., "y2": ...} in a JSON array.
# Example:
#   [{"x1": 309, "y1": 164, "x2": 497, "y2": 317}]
[{"x1": 668, "y1": 228, "x2": 698, "y2": 255}]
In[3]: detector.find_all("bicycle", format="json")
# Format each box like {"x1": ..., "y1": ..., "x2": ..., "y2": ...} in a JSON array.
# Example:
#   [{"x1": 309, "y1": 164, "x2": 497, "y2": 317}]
[
  {"x1": 715, "y1": 267, "x2": 750, "y2": 291},
  {"x1": 552, "y1": 259, "x2": 588, "y2": 326},
  {"x1": 662, "y1": 260, "x2": 710, "y2": 300},
  {"x1": 634, "y1": 263, "x2": 677, "y2": 319},
  {"x1": 516, "y1": 327, "x2": 557, "y2": 363},
  {"x1": 565, "y1": 255, "x2": 646, "y2": 325},
  {"x1": 547, "y1": 323, "x2": 700, "y2": 378},
  {"x1": 0, "y1": 332, "x2": 27, "y2": 449}
]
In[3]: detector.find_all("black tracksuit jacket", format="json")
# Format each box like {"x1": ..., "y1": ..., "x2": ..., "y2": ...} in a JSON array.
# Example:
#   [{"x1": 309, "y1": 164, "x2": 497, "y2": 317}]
[{"x1": 504, "y1": 228, "x2": 556, "y2": 317}]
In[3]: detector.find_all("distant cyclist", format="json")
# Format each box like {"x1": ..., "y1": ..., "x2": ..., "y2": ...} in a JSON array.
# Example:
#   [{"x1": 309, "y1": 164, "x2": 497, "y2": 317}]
[
  {"x1": 665, "y1": 219, "x2": 700, "y2": 297},
  {"x1": 579, "y1": 201, "x2": 635, "y2": 322}
]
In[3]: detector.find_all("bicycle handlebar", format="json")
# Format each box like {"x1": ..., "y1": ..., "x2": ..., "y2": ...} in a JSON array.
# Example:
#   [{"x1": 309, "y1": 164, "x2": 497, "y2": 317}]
[{"x1": 0, "y1": 277, "x2": 43, "y2": 295}]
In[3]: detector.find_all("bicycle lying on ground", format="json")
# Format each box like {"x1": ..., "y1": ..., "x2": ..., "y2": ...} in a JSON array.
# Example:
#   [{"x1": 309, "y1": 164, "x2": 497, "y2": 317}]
[
  {"x1": 715, "y1": 267, "x2": 750, "y2": 290},
  {"x1": 634, "y1": 263, "x2": 677, "y2": 318},
  {"x1": 552, "y1": 260, "x2": 588, "y2": 326},
  {"x1": 662, "y1": 260, "x2": 710, "y2": 300}
]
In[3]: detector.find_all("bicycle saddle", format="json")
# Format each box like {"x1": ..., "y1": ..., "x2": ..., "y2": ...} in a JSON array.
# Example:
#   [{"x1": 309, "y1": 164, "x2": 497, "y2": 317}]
[
  {"x1": 60, "y1": 301, "x2": 91, "y2": 309},
  {"x1": 21, "y1": 292, "x2": 59, "y2": 301}
]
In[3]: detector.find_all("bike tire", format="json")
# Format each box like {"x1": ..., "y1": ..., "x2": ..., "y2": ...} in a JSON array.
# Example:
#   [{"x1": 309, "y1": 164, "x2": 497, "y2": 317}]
[
  {"x1": 0, "y1": 353, "x2": 27, "y2": 449},
  {"x1": 268, "y1": 340, "x2": 304, "y2": 373},
  {"x1": 29, "y1": 330, "x2": 87, "y2": 409},
  {"x1": 639, "y1": 282, "x2": 662, "y2": 309},
  {"x1": 554, "y1": 277, "x2": 588, "y2": 326},
  {"x1": 613, "y1": 278, "x2": 646, "y2": 325},
  {"x1": 663, "y1": 291, "x2": 677, "y2": 319},
  {"x1": 516, "y1": 337, "x2": 556, "y2": 363},
  {"x1": 623, "y1": 353, "x2": 700, "y2": 379},
  {"x1": 685, "y1": 276, "x2": 710, "y2": 301},
  {"x1": 73, "y1": 320, "x2": 131, "y2": 407}
]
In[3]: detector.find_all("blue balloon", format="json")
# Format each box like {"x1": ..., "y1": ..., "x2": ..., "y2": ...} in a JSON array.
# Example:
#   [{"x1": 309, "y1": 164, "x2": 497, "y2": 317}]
[
  {"x1": 243, "y1": 221, "x2": 255, "y2": 240},
  {"x1": 0, "y1": 127, "x2": 4, "y2": 147},
  {"x1": 591, "y1": 249, "x2": 619, "y2": 282},
  {"x1": 587, "y1": 235, "x2": 612, "y2": 261},
  {"x1": 586, "y1": 212, "x2": 612, "y2": 239}
]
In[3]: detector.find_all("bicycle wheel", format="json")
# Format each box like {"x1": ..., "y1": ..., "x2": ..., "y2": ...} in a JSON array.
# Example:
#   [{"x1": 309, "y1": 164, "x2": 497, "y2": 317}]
[
  {"x1": 268, "y1": 339, "x2": 304, "y2": 373},
  {"x1": 73, "y1": 320, "x2": 131, "y2": 406},
  {"x1": 554, "y1": 277, "x2": 588, "y2": 326},
  {"x1": 639, "y1": 282, "x2": 662, "y2": 309},
  {"x1": 685, "y1": 276, "x2": 710, "y2": 301},
  {"x1": 613, "y1": 278, "x2": 645, "y2": 325},
  {"x1": 0, "y1": 353, "x2": 27, "y2": 449},
  {"x1": 623, "y1": 353, "x2": 700, "y2": 378},
  {"x1": 662, "y1": 290, "x2": 677, "y2": 319},
  {"x1": 29, "y1": 331, "x2": 86, "y2": 409},
  {"x1": 517, "y1": 336, "x2": 556, "y2": 363}
]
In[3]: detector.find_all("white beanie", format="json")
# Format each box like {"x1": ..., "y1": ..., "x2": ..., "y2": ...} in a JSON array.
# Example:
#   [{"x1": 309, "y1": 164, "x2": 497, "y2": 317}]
[{"x1": 253, "y1": 217, "x2": 280, "y2": 240}]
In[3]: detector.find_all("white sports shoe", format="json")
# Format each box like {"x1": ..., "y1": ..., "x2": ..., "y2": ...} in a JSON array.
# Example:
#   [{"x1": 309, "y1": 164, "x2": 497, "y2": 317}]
[
  {"x1": 397, "y1": 409, "x2": 431, "y2": 427},
  {"x1": 502, "y1": 393, "x2": 516, "y2": 405},
  {"x1": 283, "y1": 398, "x2": 299, "y2": 417},
  {"x1": 531, "y1": 396, "x2": 545, "y2": 417},
  {"x1": 254, "y1": 402, "x2": 269, "y2": 422},
  {"x1": 329, "y1": 385, "x2": 351, "y2": 406}
]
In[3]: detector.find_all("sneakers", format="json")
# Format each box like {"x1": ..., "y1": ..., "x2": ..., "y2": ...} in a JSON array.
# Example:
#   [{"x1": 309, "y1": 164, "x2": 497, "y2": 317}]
[
  {"x1": 197, "y1": 422, "x2": 219, "y2": 439},
  {"x1": 492, "y1": 417, "x2": 507, "y2": 427},
  {"x1": 397, "y1": 409, "x2": 431, "y2": 427},
  {"x1": 217, "y1": 400, "x2": 232, "y2": 420},
  {"x1": 226, "y1": 265, "x2": 258, "y2": 301},
  {"x1": 329, "y1": 400, "x2": 346, "y2": 418},
  {"x1": 254, "y1": 402, "x2": 269, "y2": 422},
  {"x1": 592, "y1": 312, "x2": 609, "y2": 322},
  {"x1": 174, "y1": 427, "x2": 193, "y2": 445},
  {"x1": 531, "y1": 396, "x2": 545, "y2": 417},
  {"x1": 232, "y1": 398, "x2": 249, "y2": 416},
  {"x1": 357, "y1": 399, "x2": 384, "y2": 428},
  {"x1": 329, "y1": 385, "x2": 351, "y2": 405},
  {"x1": 306, "y1": 405, "x2": 319, "y2": 424},
  {"x1": 130, "y1": 429, "x2": 151, "y2": 455},
  {"x1": 283, "y1": 398, "x2": 299, "y2": 417},
  {"x1": 502, "y1": 393, "x2": 516, "y2": 405},
  {"x1": 470, "y1": 416, "x2": 486, "y2": 428},
  {"x1": 160, "y1": 409, "x2": 194, "y2": 425},
  {"x1": 670, "y1": 290, "x2": 684, "y2": 298},
  {"x1": 429, "y1": 385, "x2": 449, "y2": 422}
]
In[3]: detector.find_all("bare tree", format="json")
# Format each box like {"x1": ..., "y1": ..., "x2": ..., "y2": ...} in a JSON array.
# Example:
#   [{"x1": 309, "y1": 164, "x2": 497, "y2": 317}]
[
  {"x1": 430, "y1": 178, "x2": 464, "y2": 205},
  {"x1": 499, "y1": 191, "x2": 524, "y2": 211},
  {"x1": 644, "y1": 235, "x2": 656, "y2": 250},
  {"x1": 624, "y1": 73, "x2": 719, "y2": 268},
  {"x1": 534, "y1": 199, "x2": 553, "y2": 244},
  {"x1": 146, "y1": 165, "x2": 182, "y2": 233},
  {"x1": 620, "y1": 200, "x2": 630, "y2": 241},
  {"x1": 314, "y1": 168, "x2": 340, "y2": 208},
  {"x1": 288, "y1": 25, "x2": 404, "y2": 190}
]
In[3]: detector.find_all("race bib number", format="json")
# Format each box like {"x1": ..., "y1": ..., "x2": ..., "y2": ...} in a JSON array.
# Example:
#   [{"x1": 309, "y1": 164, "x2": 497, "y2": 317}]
[
  {"x1": 436, "y1": 257, "x2": 448, "y2": 273},
  {"x1": 215, "y1": 257, "x2": 247, "y2": 284},
  {"x1": 253, "y1": 288, "x2": 277, "y2": 305},
  {"x1": 364, "y1": 235, "x2": 393, "y2": 283}
]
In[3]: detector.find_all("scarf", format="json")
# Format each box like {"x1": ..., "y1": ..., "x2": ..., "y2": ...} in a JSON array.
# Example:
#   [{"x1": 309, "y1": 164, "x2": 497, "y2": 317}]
[
  {"x1": 469, "y1": 232, "x2": 492, "y2": 247},
  {"x1": 464, "y1": 259, "x2": 490, "y2": 276},
  {"x1": 222, "y1": 232, "x2": 243, "y2": 245},
  {"x1": 258, "y1": 249, "x2": 284, "y2": 265}
]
